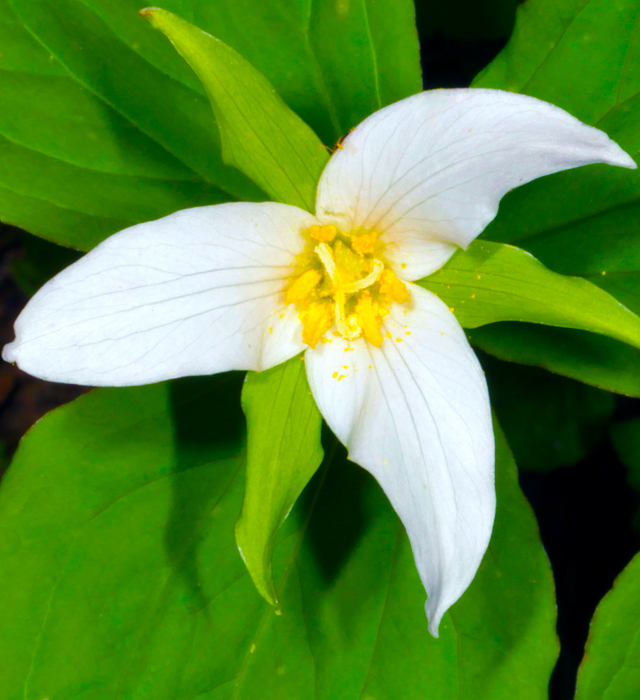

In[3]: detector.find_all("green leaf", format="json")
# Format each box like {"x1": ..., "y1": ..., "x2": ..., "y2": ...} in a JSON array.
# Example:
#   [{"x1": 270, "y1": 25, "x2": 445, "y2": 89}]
[
  {"x1": 469, "y1": 0, "x2": 640, "y2": 393},
  {"x1": 0, "y1": 385, "x2": 557, "y2": 697},
  {"x1": 575, "y1": 552, "x2": 640, "y2": 700},
  {"x1": 470, "y1": 323, "x2": 640, "y2": 398},
  {"x1": 474, "y1": 0, "x2": 640, "y2": 249},
  {"x1": 4, "y1": 0, "x2": 420, "y2": 246},
  {"x1": 237, "y1": 357, "x2": 323, "y2": 608},
  {"x1": 482, "y1": 352, "x2": 615, "y2": 472},
  {"x1": 142, "y1": 8, "x2": 328, "y2": 212},
  {"x1": 419, "y1": 241, "x2": 640, "y2": 351}
]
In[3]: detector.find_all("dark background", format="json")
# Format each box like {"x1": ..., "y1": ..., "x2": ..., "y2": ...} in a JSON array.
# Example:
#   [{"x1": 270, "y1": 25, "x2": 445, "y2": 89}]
[{"x1": 1, "y1": 2, "x2": 639, "y2": 698}]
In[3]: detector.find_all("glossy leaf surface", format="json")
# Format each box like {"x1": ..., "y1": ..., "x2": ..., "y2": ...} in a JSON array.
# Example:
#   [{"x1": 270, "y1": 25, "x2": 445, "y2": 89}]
[
  {"x1": 238, "y1": 357, "x2": 323, "y2": 608},
  {"x1": 483, "y1": 353, "x2": 615, "y2": 472},
  {"x1": 575, "y1": 552, "x2": 640, "y2": 700},
  {"x1": 0, "y1": 382, "x2": 557, "y2": 699},
  {"x1": 470, "y1": 323, "x2": 640, "y2": 398},
  {"x1": 419, "y1": 241, "x2": 640, "y2": 352}
]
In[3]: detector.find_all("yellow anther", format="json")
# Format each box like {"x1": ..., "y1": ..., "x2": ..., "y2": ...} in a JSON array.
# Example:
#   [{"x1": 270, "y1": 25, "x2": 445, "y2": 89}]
[
  {"x1": 310, "y1": 224, "x2": 337, "y2": 242},
  {"x1": 285, "y1": 269, "x2": 322, "y2": 305},
  {"x1": 354, "y1": 294, "x2": 383, "y2": 347},
  {"x1": 351, "y1": 232, "x2": 377, "y2": 256},
  {"x1": 378, "y1": 269, "x2": 409, "y2": 304},
  {"x1": 300, "y1": 302, "x2": 333, "y2": 348}
]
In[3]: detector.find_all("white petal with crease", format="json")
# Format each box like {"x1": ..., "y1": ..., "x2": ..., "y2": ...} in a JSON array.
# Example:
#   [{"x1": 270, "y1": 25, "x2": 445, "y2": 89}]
[
  {"x1": 3, "y1": 203, "x2": 316, "y2": 385},
  {"x1": 305, "y1": 284, "x2": 495, "y2": 635},
  {"x1": 317, "y1": 88, "x2": 636, "y2": 279}
]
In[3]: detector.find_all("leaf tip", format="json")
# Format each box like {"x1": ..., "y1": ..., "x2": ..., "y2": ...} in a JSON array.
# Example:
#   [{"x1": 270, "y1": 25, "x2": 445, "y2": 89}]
[{"x1": 138, "y1": 7, "x2": 165, "y2": 26}]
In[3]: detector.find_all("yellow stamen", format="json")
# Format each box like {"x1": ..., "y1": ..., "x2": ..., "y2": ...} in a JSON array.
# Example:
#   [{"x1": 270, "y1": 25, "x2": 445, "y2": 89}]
[
  {"x1": 354, "y1": 294, "x2": 383, "y2": 347},
  {"x1": 285, "y1": 269, "x2": 322, "y2": 305},
  {"x1": 300, "y1": 302, "x2": 333, "y2": 348},
  {"x1": 335, "y1": 291, "x2": 361, "y2": 340},
  {"x1": 379, "y1": 268, "x2": 409, "y2": 304},
  {"x1": 351, "y1": 232, "x2": 377, "y2": 256},
  {"x1": 310, "y1": 224, "x2": 337, "y2": 242},
  {"x1": 315, "y1": 242, "x2": 337, "y2": 281}
]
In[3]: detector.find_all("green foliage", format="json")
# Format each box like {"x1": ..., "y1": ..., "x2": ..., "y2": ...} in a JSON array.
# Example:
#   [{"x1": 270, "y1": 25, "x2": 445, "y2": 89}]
[
  {"x1": 484, "y1": 353, "x2": 615, "y2": 472},
  {"x1": 470, "y1": 323, "x2": 640, "y2": 397},
  {"x1": 142, "y1": 8, "x2": 328, "y2": 212},
  {"x1": 238, "y1": 358, "x2": 323, "y2": 608},
  {"x1": 3, "y1": 0, "x2": 420, "y2": 248},
  {"x1": 575, "y1": 552, "x2": 640, "y2": 700},
  {"x1": 473, "y1": 0, "x2": 640, "y2": 393},
  {"x1": 420, "y1": 241, "x2": 640, "y2": 352},
  {"x1": 0, "y1": 385, "x2": 557, "y2": 698}
]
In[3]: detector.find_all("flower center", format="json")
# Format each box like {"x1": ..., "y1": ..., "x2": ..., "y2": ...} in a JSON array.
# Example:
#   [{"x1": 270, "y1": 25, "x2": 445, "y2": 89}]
[{"x1": 285, "y1": 224, "x2": 409, "y2": 348}]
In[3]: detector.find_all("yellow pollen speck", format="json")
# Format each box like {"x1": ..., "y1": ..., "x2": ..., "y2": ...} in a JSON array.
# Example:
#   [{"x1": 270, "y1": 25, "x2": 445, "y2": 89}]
[
  {"x1": 369, "y1": 365, "x2": 372, "y2": 369},
  {"x1": 471, "y1": 294, "x2": 476, "y2": 299},
  {"x1": 285, "y1": 269, "x2": 322, "y2": 305},
  {"x1": 310, "y1": 224, "x2": 337, "y2": 242},
  {"x1": 476, "y1": 275, "x2": 481, "y2": 280},
  {"x1": 333, "y1": 330, "x2": 341, "y2": 337},
  {"x1": 601, "y1": 270, "x2": 607, "y2": 275},
  {"x1": 320, "y1": 337, "x2": 331, "y2": 344},
  {"x1": 300, "y1": 302, "x2": 333, "y2": 348},
  {"x1": 386, "y1": 331, "x2": 392, "y2": 339},
  {"x1": 269, "y1": 327, "x2": 273, "y2": 334},
  {"x1": 396, "y1": 338, "x2": 402, "y2": 342},
  {"x1": 351, "y1": 232, "x2": 377, "y2": 255},
  {"x1": 333, "y1": 371, "x2": 338, "y2": 378},
  {"x1": 406, "y1": 331, "x2": 411, "y2": 335},
  {"x1": 449, "y1": 307, "x2": 455, "y2": 312},
  {"x1": 342, "y1": 365, "x2": 348, "y2": 369},
  {"x1": 338, "y1": 374, "x2": 346, "y2": 381}
]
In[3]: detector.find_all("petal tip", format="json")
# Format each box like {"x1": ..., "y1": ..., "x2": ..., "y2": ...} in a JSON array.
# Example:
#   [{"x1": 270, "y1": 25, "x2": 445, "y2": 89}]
[{"x1": 425, "y1": 599, "x2": 442, "y2": 639}]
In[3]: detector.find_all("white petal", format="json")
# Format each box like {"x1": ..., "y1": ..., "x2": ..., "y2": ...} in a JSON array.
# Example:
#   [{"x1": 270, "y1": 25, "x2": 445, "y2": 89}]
[
  {"x1": 305, "y1": 285, "x2": 495, "y2": 635},
  {"x1": 3, "y1": 203, "x2": 317, "y2": 386},
  {"x1": 317, "y1": 88, "x2": 636, "y2": 280}
]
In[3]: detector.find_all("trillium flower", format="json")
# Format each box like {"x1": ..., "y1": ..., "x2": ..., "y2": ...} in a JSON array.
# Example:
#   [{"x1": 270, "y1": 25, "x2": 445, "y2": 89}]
[{"x1": 4, "y1": 89, "x2": 634, "y2": 636}]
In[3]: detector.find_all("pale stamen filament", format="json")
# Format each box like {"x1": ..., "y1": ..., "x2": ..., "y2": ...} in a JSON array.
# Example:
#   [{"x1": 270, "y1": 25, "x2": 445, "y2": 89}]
[
  {"x1": 335, "y1": 291, "x2": 362, "y2": 340},
  {"x1": 342, "y1": 259, "x2": 385, "y2": 293},
  {"x1": 314, "y1": 243, "x2": 336, "y2": 282}
]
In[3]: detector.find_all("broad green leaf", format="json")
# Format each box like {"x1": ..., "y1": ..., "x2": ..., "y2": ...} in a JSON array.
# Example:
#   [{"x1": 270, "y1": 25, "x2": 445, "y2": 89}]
[
  {"x1": 237, "y1": 357, "x2": 323, "y2": 608},
  {"x1": 419, "y1": 241, "x2": 640, "y2": 351},
  {"x1": 469, "y1": 323, "x2": 640, "y2": 398},
  {"x1": 142, "y1": 8, "x2": 328, "y2": 212},
  {"x1": 0, "y1": 132, "x2": 230, "y2": 251},
  {"x1": 575, "y1": 552, "x2": 640, "y2": 700},
  {"x1": 0, "y1": 0, "x2": 255, "y2": 249},
  {"x1": 482, "y1": 352, "x2": 615, "y2": 472},
  {"x1": 0, "y1": 384, "x2": 557, "y2": 698},
  {"x1": 4, "y1": 0, "x2": 420, "y2": 246}
]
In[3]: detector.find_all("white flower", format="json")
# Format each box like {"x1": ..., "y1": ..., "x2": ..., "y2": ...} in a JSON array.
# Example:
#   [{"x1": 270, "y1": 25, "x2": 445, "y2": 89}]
[{"x1": 3, "y1": 89, "x2": 634, "y2": 635}]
